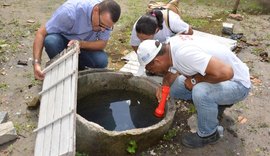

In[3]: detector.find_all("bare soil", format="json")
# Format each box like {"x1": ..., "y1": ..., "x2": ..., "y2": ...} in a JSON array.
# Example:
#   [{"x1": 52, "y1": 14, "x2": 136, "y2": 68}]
[{"x1": 0, "y1": 0, "x2": 269, "y2": 156}]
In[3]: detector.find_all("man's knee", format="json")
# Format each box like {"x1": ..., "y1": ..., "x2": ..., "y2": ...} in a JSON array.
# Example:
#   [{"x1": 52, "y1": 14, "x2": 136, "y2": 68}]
[
  {"x1": 44, "y1": 34, "x2": 67, "y2": 59},
  {"x1": 94, "y1": 52, "x2": 108, "y2": 68},
  {"x1": 192, "y1": 83, "x2": 212, "y2": 105},
  {"x1": 79, "y1": 51, "x2": 108, "y2": 69}
]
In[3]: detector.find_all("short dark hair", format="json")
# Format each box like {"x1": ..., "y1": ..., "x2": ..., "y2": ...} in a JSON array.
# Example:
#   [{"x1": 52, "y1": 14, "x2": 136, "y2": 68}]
[
  {"x1": 136, "y1": 9, "x2": 164, "y2": 35},
  {"x1": 99, "y1": 0, "x2": 121, "y2": 23}
]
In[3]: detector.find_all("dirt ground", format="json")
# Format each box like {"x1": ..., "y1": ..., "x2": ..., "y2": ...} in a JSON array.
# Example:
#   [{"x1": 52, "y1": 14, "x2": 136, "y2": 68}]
[{"x1": 0, "y1": 0, "x2": 269, "y2": 156}]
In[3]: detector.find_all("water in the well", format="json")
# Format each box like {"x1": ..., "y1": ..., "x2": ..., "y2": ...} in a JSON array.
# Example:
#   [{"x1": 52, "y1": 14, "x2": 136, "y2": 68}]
[{"x1": 77, "y1": 90, "x2": 162, "y2": 131}]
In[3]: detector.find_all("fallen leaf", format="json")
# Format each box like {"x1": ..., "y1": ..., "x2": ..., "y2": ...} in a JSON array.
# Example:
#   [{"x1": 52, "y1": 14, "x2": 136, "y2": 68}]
[
  {"x1": 1, "y1": 71, "x2": 7, "y2": 75},
  {"x1": 240, "y1": 118, "x2": 247, "y2": 124},
  {"x1": 238, "y1": 116, "x2": 244, "y2": 121},
  {"x1": 0, "y1": 44, "x2": 10, "y2": 48},
  {"x1": 246, "y1": 40, "x2": 259, "y2": 46},
  {"x1": 27, "y1": 19, "x2": 35, "y2": 23},
  {"x1": 213, "y1": 18, "x2": 222, "y2": 22},
  {"x1": 250, "y1": 76, "x2": 262, "y2": 85},
  {"x1": 2, "y1": 3, "x2": 11, "y2": 7},
  {"x1": 238, "y1": 116, "x2": 247, "y2": 124}
]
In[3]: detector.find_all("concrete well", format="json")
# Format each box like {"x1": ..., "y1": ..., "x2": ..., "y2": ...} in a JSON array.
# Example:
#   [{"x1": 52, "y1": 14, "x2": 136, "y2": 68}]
[{"x1": 76, "y1": 69, "x2": 176, "y2": 156}]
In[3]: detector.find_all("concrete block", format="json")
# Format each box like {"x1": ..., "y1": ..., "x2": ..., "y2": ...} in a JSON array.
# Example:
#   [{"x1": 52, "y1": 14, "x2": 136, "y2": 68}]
[
  {"x1": 0, "y1": 121, "x2": 18, "y2": 145},
  {"x1": 222, "y1": 22, "x2": 234, "y2": 35},
  {"x1": 187, "y1": 114, "x2": 197, "y2": 133},
  {"x1": 0, "y1": 111, "x2": 8, "y2": 124}
]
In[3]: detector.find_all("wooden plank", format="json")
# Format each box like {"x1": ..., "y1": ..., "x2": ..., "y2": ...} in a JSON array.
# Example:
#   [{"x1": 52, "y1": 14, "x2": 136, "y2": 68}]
[
  {"x1": 42, "y1": 48, "x2": 77, "y2": 74},
  {"x1": 35, "y1": 43, "x2": 79, "y2": 156},
  {"x1": 33, "y1": 109, "x2": 73, "y2": 133},
  {"x1": 43, "y1": 66, "x2": 58, "y2": 156},
  {"x1": 50, "y1": 61, "x2": 65, "y2": 156},
  {"x1": 34, "y1": 68, "x2": 51, "y2": 156},
  {"x1": 68, "y1": 52, "x2": 78, "y2": 154},
  {"x1": 59, "y1": 56, "x2": 73, "y2": 155},
  {"x1": 38, "y1": 70, "x2": 76, "y2": 95}
]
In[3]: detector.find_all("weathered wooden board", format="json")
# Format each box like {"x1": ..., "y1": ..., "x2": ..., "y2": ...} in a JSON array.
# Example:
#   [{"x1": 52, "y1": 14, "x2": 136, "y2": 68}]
[{"x1": 34, "y1": 43, "x2": 79, "y2": 156}]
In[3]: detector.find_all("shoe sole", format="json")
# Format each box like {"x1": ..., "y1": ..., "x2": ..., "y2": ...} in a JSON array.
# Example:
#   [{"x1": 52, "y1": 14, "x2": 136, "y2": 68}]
[{"x1": 181, "y1": 136, "x2": 221, "y2": 148}]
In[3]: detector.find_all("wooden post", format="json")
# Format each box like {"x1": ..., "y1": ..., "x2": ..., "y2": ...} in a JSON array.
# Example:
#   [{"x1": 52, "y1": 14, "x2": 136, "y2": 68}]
[{"x1": 232, "y1": 0, "x2": 241, "y2": 14}]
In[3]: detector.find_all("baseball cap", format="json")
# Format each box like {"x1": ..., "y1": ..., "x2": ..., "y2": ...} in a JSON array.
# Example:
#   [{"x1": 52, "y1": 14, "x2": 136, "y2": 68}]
[{"x1": 137, "y1": 40, "x2": 162, "y2": 66}]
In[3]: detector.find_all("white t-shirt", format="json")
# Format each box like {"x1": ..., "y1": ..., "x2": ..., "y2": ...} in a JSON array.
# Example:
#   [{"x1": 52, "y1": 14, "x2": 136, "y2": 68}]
[
  {"x1": 130, "y1": 10, "x2": 190, "y2": 46},
  {"x1": 169, "y1": 35, "x2": 251, "y2": 88}
]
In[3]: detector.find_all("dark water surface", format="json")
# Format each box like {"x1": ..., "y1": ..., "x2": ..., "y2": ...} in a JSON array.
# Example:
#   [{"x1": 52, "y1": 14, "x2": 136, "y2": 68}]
[{"x1": 77, "y1": 90, "x2": 162, "y2": 131}]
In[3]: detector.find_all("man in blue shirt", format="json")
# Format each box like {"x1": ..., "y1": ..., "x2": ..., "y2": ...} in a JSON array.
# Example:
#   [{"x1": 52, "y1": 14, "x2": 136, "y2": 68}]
[{"x1": 33, "y1": 0, "x2": 121, "y2": 80}]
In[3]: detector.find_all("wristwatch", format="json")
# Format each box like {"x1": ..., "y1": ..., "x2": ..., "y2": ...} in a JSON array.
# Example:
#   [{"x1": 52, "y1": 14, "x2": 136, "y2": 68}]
[
  {"x1": 32, "y1": 59, "x2": 41, "y2": 65},
  {"x1": 191, "y1": 77, "x2": 197, "y2": 85}
]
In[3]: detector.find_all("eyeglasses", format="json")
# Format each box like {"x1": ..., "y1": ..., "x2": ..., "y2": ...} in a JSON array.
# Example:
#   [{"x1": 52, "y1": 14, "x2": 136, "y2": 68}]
[{"x1": 99, "y1": 11, "x2": 113, "y2": 31}]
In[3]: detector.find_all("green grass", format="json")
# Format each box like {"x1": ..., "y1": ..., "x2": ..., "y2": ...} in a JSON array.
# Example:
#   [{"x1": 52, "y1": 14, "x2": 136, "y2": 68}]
[
  {"x1": 180, "y1": 0, "x2": 267, "y2": 14},
  {"x1": 163, "y1": 128, "x2": 178, "y2": 141},
  {"x1": 0, "y1": 83, "x2": 8, "y2": 90},
  {"x1": 75, "y1": 152, "x2": 88, "y2": 156},
  {"x1": 14, "y1": 122, "x2": 37, "y2": 134},
  {"x1": 188, "y1": 104, "x2": 196, "y2": 114},
  {"x1": 234, "y1": 102, "x2": 249, "y2": 110},
  {"x1": 182, "y1": 16, "x2": 209, "y2": 30},
  {"x1": 27, "y1": 22, "x2": 41, "y2": 33},
  {"x1": 6, "y1": 144, "x2": 14, "y2": 155},
  {"x1": 159, "y1": 0, "x2": 268, "y2": 14},
  {"x1": 182, "y1": 11, "x2": 230, "y2": 35},
  {"x1": 106, "y1": 0, "x2": 147, "y2": 69},
  {"x1": 252, "y1": 47, "x2": 265, "y2": 56},
  {"x1": 31, "y1": 78, "x2": 42, "y2": 86}
]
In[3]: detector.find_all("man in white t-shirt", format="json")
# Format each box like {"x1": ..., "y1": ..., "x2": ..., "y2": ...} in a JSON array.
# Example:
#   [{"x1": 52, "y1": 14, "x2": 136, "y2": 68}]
[
  {"x1": 136, "y1": 35, "x2": 251, "y2": 148},
  {"x1": 130, "y1": 9, "x2": 192, "y2": 52}
]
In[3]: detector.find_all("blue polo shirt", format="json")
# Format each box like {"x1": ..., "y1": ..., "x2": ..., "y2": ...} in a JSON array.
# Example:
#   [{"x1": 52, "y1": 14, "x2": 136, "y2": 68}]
[{"x1": 46, "y1": 0, "x2": 110, "y2": 41}]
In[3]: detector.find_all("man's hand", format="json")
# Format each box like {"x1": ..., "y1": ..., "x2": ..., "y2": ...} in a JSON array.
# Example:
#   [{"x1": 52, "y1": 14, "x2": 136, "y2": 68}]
[
  {"x1": 156, "y1": 86, "x2": 162, "y2": 102},
  {"x1": 184, "y1": 76, "x2": 194, "y2": 91},
  {"x1": 68, "y1": 40, "x2": 76, "y2": 47},
  {"x1": 33, "y1": 64, "x2": 44, "y2": 80},
  {"x1": 156, "y1": 86, "x2": 170, "y2": 102}
]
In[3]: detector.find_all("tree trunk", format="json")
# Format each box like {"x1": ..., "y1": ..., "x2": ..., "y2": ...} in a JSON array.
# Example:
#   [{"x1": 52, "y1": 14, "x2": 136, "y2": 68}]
[{"x1": 232, "y1": 0, "x2": 241, "y2": 14}]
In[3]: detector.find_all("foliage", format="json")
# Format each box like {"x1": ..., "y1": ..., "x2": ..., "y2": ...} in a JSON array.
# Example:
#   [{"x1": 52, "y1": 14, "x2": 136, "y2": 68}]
[
  {"x1": 180, "y1": 0, "x2": 267, "y2": 14},
  {"x1": 188, "y1": 104, "x2": 196, "y2": 114},
  {"x1": 126, "y1": 140, "x2": 137, "y2": 154},
  {"x1": 14, "y1": 122, "x2": 36, "y2": 134},
  {"x1": 163, "y1": 128, "x2": 178, "y2": 141},
  {"x1": 182, "y1": 16, "x2": 209, "y2": 30},
  {"x1": 252, "y1": 48, "x2": 264, "y2": 56},
  {"x1": 75, "y1": 152, "x2": 88, "y2": 156},
  {"x1": 0, "y1": 83, "x2": 8, "y2": 90}
]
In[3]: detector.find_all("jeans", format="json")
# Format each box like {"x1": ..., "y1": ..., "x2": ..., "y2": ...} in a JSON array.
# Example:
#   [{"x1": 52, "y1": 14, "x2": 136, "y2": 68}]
[
  {"x1": 44, "y1": 34, "x2": 108, "y2": 70},
  {"x1": 170, "y1": 75, "x2": 250, "y2": 137}
]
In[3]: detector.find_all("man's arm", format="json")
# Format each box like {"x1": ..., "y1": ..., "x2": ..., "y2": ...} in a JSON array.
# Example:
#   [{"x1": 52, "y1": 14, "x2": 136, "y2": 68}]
[
  {"x1": 156, "y1": 72, "x2": 179, "y2": 101},
  {"x1": 33, "y1": 25, "x2": 47, "y2": 80},
  {"x1": 185, "y1": 57, "x2": 234, "y2": 90},
  {"x1": 196, "y1": 57, "x2": 233, "y2": 83},
  {"x1": 184, "y1": 26, "x2": 193, "y2": 35},
  {"x1": 79, "y1": 40, "x2": 108, "y2": 51}
]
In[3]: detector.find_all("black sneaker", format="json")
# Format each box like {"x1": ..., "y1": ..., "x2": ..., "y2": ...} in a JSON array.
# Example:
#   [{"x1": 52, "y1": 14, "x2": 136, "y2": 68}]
[
  {"x1": 218, "y1": 104, "x2": 233, "y2": 120},
  {"x1": 182, "y1": 131, "x2": 220, "y2": 148}
]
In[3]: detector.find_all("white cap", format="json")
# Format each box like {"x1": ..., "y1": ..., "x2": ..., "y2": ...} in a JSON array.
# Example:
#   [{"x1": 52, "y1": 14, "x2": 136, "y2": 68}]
[{"x1": 137, "y1": 40, "x2": 162, "y2": 66}]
